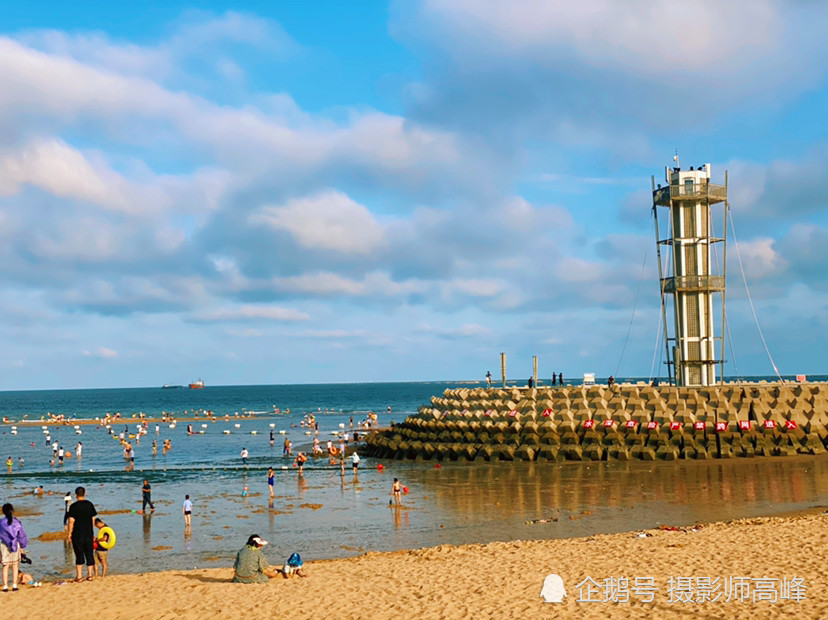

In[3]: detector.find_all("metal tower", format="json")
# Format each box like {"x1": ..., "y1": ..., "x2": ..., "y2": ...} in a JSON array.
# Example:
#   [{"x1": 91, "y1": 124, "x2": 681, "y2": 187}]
[{"x1": 652, "y1": 161, "x2": 729, "y2": 386}]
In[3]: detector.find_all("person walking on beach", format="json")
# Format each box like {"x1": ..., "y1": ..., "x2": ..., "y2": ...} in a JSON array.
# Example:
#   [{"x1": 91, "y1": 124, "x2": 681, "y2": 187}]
[
  {"x1": 141, "y1": 480, "x2": 155, "y2": 513},
  {"x1": 0, "y1": 503, "x2": 28, "y2": 592},
  {"x1": 67, "y1": 486, "x2": 97, "y2": 581},
  {"x1": 351, "y1": 451, "x2": 360, "y2": 474},
  {"x1": 391, "y1": 478, "x2": 402, "y2": 506},
  {"x1": 182, "y1": 495, "x2": 193, "y2": 528},
  {"x1": 267, "y1": 467, "x2": 275, "y2": 497},
  {"x1": 240, "y1": 447, "x2": 249, "y2": 466}
]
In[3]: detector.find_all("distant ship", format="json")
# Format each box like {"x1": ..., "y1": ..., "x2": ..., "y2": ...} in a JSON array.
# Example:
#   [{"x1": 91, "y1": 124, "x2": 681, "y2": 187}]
[
  {"x1": 162, "y1": 384, "x2": 184, "y2": 389},
  {"x1": 189, "y1": 379, "x2": 205, "y2": 389}
]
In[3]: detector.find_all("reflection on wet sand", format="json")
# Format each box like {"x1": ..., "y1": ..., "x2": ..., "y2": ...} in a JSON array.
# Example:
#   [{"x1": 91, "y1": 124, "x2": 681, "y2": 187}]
[{"x1": 408, "y1": 455, "x2": 828, "y2": 538}]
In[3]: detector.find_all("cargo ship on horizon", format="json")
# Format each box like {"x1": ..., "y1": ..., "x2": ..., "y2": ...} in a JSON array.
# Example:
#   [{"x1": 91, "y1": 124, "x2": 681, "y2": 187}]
[{"x1": 189, "y1": 379, "x2": 205, "y2": 389}]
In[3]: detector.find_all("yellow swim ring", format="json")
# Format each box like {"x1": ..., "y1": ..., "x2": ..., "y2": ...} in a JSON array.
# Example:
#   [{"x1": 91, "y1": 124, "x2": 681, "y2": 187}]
[{"x1": 98, "y1": 526, "x2": 116, "y2": 550}]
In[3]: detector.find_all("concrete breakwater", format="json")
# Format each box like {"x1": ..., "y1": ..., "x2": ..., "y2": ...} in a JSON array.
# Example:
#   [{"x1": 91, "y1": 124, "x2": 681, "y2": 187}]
[{"x1": 364, "y1": 383, "x2": 828, "y2": 461}]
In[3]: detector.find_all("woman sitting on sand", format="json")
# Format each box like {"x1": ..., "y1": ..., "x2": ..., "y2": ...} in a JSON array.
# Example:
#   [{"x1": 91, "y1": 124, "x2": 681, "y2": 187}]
[{"x1": 232, "y1": 535, "x2": 281, "y2": 583}]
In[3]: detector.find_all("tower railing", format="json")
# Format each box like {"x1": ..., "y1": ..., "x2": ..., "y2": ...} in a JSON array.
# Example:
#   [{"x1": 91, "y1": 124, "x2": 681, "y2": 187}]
[{"x1": 653, "y1": 183, "x2": 727, "y2": 205}]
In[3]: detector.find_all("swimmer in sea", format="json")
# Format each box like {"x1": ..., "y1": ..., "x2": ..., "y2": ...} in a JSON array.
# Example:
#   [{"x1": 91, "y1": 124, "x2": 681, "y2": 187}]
[{"x1": 267, "y1": 467, "x2": 274, "y2": 497}]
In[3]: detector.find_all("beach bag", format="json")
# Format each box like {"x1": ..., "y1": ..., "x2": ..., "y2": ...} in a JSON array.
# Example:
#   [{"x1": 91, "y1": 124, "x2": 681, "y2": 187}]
[{"x1": 287, "y1": 553, "x2": 301, "y2": 567}]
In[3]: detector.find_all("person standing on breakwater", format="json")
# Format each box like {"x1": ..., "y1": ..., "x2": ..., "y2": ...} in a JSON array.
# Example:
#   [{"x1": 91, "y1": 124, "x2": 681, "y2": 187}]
[
  {"x1": 527, "y1": 377, "x2": 534, "y2": 388},
  {"x1": 559, "y1": 372, "x2": 564, "y2": 386},
  {"x1": 486, "y1": 371, "x2": 492, "y2": 387},
  {"x1": 141, "y1": 480, "x2": 155, "y2": 513},
  {"x1": 267, "y1": 467, "x2": 274, "y2": 497},
  {"x1": 67, "y1": 486, "x2": 97, "y2": 581},
  {"x1": 0, "y1": 503, "x2": 28, "y2": 592},
  {"x1": 182, "y1": 495, "x2": 193, "y2": 528}
]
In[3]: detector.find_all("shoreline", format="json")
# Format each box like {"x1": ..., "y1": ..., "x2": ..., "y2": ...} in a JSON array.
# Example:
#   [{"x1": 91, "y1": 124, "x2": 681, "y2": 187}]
[{"x1": 9, "y1": 511, "x2": 826, "y2": 619}]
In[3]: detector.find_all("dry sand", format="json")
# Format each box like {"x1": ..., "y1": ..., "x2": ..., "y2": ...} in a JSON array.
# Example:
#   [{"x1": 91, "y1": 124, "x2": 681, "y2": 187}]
[{"x1": 8, "y1": 512, "x2": 826, "y2": 619}]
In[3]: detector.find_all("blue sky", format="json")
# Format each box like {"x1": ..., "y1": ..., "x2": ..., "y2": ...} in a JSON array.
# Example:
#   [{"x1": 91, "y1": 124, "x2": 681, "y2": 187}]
[{"x1": 1, "y1": 0, "x2": 828, "y2": 389}]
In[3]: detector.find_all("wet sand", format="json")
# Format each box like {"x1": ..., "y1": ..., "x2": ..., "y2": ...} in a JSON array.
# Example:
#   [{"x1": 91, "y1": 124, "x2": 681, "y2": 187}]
[{"x1": 8, "y1": 512, "x2": 826, "y2": 619}]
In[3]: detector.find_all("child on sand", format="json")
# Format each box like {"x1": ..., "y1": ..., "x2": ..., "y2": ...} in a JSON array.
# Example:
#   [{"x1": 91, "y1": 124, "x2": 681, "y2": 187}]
[
  {"x1": 93, "y1": 518, "x2": 111, "y2": 577},
  {"x1": 282, "y1": 552, "x2": 308, "y2": 578}
]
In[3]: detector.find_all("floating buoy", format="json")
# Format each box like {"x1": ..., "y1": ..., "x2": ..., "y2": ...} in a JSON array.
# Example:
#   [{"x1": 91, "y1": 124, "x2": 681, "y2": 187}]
[
  {"x1": 304, "y1": 431, "x2": 312, "y2": 435},
  {"x1": 434, "y1": 464, "x2": 441, "y2": 469},
  {"x1": 199, "y1": 431, "x2": 205, "y2": 435},
  {"x1": 339, "y1": 423, "x2": 345, "y2": 429},
  {"x1": 269, "y1": 423, "x2": 276, "y2": 428},
  {"x1": 201, "y1": 424, "x2": 207, "y2": 428},
  {"x1": 41, "y1": 426, "x2": 47, "y2": 430},
  {"x1": 11, "y1": 430, "x2": 17, "y2": 435},
  {"x1": 97, "y1": 526, "x2": 116, "y2": 550},
  {"x1": 377, "y1": 464, "x2": 384, "y2": 470},
  {"x1": 74, "y1": 425, "x2": 80, "y2": 430},
  {"x1": 75, "y1": 430, "x2": 82, "y2": 435},
  {"x1": 234, "y1": 424, "x2": 241, "y2": 429},
  {"x1": 251, "y1": 431, "x2": 258, "y2": 435},
  {"x1": 281, "y1": 465, "x2": 288, "y2": 470},
  {"x1": 223, "y1": 430, "x2": 231, "y2": 435},
  {"x1": 278, "y1": 430, "x2": 286, "y2": 435},
  {"x1": 11, "y1": 426, "x2": 17, "y2": 431}
]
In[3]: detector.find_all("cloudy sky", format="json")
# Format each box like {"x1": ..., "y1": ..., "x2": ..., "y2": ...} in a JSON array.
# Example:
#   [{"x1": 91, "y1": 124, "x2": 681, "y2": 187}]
[{"x1": 2, "y1": 1, "x2": 827, "y2": 389}]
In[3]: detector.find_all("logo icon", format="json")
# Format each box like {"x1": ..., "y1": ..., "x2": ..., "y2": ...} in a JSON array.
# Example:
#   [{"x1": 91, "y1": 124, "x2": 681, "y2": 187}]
[{"x1": 540, "y1": 574, "x2": 567, "y2": 603}]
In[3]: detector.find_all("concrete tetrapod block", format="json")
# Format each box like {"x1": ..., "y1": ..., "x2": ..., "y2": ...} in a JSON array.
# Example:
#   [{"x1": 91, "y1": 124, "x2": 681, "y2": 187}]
[
  {"x1": 537, "y1": 445, "x2": 561, "y2": 462},
  {"x1": 515, "y1": 445, "x2": 537, "y2": 461},
  {"x1": 606, "y1": 445, "x2": 630, "y2": 461},
  {"x1": 656, "y1": 444, "x2": 679, "y2": 461},
  {"x1": 582, "y1": 444, "x2": 603, "y2": 461},
  {"x1": 561, "y1": 445, "x2": 583, "y2": 461}
]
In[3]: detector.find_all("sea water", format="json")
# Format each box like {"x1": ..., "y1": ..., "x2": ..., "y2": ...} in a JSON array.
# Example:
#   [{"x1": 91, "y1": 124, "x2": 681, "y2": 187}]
[{"x1": 1, "y1": 380, "x2": 827, "y2": 580}]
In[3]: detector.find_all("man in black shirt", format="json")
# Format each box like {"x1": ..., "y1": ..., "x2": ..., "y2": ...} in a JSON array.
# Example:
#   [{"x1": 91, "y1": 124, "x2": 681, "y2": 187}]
[
  {"x1": 142, "y1": 479, "x2": 155, "y2": 512},
  {"x1": 67, "y1": 486, "x2": 97, "y2": 581}
]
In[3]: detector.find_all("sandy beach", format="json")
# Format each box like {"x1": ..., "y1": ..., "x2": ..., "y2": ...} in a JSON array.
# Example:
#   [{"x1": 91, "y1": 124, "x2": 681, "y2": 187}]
[{"x1": 8, "y1": 512, "x2": 825, "y2": 619}]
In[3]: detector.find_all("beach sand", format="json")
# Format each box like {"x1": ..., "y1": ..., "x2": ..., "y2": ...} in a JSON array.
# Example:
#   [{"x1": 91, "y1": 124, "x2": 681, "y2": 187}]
[{"x1": 9, "y1": 512, "x2": 825, "y2": 619}]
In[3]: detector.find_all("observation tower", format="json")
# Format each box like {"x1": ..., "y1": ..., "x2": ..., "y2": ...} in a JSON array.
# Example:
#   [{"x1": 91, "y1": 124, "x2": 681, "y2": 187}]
[{"x1": 652, "y1": 160, "x2": 729, "y2": 386}]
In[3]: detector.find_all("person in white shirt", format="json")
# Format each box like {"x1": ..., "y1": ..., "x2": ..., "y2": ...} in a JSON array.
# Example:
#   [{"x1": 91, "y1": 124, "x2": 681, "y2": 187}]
[
  {"x1": 351, "y1": 451, "x2": 360, "y2": 473},
  {"x1": 182, "y1": 495, "x2": 193, "y2": 527},
  {"x1": 240, "y1": 448, "x2": 249, "y2": 466},
  {"x1": 76, "y1": 442, "x2": 83, "y2": 459}
]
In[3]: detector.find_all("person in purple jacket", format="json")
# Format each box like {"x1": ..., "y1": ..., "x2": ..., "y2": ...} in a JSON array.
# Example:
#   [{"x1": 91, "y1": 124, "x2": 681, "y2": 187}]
[{"x1": 0, "y1": 503, "x2": 28, "y2": 592}]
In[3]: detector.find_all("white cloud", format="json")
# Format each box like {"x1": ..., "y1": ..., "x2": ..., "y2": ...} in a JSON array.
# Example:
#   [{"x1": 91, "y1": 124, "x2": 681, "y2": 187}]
[
  {"x1": 82, "y1": 346, "x2": 118, "y2": 359},
  {"x1": 418, "y1": 0, "x2": 813, "y2": 83},
  {"x1": 251, "y1": 190, "x2": 386, "y2": 254},
  {"x1": 194, "y1": 305, "x2": 310, "y2": 322}
]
